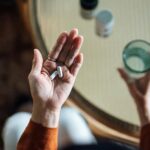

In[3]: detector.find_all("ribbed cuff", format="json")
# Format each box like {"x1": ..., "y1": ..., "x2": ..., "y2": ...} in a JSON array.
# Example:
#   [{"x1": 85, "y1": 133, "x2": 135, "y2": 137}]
[{"x1": 17, "y1": 120, "x2": 58, "y2": 150}]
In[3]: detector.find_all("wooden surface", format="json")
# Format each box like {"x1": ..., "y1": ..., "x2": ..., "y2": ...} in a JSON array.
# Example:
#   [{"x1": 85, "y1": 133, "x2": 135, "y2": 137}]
[
  {"x1": 35, "y1": 0, "x2": 150, "y2": 126},
  {"x1": 15, "y1": 0, "x2": 150, "y2": 144},
  {"x1": 34, "y1": 0, "x2": 150, "y2": 126}
]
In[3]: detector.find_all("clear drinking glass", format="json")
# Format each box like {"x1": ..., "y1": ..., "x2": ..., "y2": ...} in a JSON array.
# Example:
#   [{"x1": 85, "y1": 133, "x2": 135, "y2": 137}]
[{"x1": 123, "y1": 40, "x2": 150, "y2": 78}]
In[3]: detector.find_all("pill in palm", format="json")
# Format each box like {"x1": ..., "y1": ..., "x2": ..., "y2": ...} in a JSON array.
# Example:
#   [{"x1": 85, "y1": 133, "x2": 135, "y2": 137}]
[
  {"x1": 57, "y1": 66, "x2": 63, "y2": 78},
  {"x1": 50, "y1": 71, "x2": 58, "y2": 80}
]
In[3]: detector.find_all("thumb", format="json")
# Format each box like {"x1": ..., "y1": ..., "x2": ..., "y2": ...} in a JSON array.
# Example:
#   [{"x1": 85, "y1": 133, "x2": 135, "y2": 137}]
[
  {"x1": 117, "y1": 68, "x2": 130, "y2": 84},
  {"x1": 31, "y1": 49, "x2": 43, "y2": 75}
]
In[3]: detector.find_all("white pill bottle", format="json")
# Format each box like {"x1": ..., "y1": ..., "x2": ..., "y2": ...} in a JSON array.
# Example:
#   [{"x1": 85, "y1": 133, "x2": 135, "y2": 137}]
[{"x1": 96, "y1": 10, "x2": 115, "y2": 37}]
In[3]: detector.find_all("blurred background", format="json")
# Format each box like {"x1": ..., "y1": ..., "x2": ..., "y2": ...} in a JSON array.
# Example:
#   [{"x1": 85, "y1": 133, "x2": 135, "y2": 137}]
[
  {"x1": 0, "y1": 0, "x2": 33, "y2": 149},
  {"x1": 0, "y1": 0, "x2": 150, "y2": 149}
]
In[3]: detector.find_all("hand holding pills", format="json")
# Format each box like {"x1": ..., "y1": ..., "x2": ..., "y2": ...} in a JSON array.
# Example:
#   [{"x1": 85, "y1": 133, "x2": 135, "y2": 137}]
[
  {"x1": 28, "y1": 29, "x2": 84, "y2": 127},
  {"x1": 50, "y1": 66, "x2": 63, "y2": 80}
]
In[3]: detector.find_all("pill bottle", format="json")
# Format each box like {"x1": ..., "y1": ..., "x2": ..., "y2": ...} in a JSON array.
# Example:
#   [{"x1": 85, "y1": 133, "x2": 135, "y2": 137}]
[
  {"x1": 80, "y1": 0, "x2": 99, "y2": 19},
  {"x1": 95, "y1": 10, "x2": 114, "y2": 37}
]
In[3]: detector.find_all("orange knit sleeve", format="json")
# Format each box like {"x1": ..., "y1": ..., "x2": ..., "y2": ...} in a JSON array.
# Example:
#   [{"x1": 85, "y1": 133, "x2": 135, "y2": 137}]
[
  {"x1": 140, "y1": 124, "x2": 150, "y2": 150},
  {"x1": 17, "y1": 120, "x2": 58, "y2": 150}
]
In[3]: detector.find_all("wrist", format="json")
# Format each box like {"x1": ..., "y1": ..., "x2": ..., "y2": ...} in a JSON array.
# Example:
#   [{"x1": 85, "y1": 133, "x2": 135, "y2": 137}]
[
  {"x1": 31, "y1": 106, "x2": 61, "y2": 128},
  {"x1": 136, "y1": 104, "x2": 150, "y2": 127}
]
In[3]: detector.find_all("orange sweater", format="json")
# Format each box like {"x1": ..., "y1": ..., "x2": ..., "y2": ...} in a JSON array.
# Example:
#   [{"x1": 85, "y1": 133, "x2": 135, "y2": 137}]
[
  {"x1": 17, "y1": 121, "x2": 150, "y2": 150},
  {"x1": 17, "y1": 121, "x2": 58, "y2": 150},
  {"x1": 140, "y1": 124, "x2": 150, "y2": 150}
]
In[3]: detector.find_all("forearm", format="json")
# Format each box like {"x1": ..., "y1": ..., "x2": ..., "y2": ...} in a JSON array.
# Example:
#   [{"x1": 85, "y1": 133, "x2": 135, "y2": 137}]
[
  {"x1": 17, "y1": 120, "x2": 58, "y2": 150},
  {"x1": 140, "y1": 123, "x2": 150, "y2": 150},
  {"x1": 136, "y1": 105, "x2": 150, "y2": 127},
  {"x1": 17, "y1": 107, "x2": 60, "y2": 150},
  {"x1": 136, "y1": 101, "x2": 150, "y2": 150}
]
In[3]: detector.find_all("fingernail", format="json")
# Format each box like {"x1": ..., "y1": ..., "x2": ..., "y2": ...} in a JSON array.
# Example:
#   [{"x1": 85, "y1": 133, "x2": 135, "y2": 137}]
[{"x1": 73, "y1": 28, "x2": 78, "y2": 33}]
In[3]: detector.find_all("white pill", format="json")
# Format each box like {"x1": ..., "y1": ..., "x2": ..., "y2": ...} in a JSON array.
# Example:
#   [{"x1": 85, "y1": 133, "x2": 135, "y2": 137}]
[
  {"x1": 57, "y1": 66, "x2": 63, "y2": 78},
  {"x1": 50, "y1": 71, "x2": 58, "y2": 80}
]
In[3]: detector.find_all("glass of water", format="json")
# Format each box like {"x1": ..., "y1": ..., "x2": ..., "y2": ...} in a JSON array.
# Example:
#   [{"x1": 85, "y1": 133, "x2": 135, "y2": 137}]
[{"x1": 123, "y1": 40, "x2": 150, "y2": 78}]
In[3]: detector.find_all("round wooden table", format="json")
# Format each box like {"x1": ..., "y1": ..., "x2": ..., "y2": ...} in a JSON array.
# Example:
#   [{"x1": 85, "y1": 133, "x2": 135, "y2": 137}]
[{"x1": 17, "y1": 0, "x2": 150, "y2": 144}]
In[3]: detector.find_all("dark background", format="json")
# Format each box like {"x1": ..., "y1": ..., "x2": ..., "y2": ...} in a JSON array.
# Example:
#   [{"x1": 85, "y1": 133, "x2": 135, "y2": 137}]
[{"x1": 0, "y1": 1, "x2": 33, "y2": 149}]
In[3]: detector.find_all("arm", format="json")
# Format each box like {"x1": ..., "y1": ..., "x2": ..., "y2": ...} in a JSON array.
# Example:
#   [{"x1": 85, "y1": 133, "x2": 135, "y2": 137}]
[
  {"x1": 118, "y1": 69, "x2": 150, "y2": 150},
  {"x1": 17, "y1": 120, "x2": 58, "y2": 150},
  {"x1": 140, "y1": 124, "x2": 150, "y2": 150},
  {"x1": 17, "y1": 28, "x2": 84, "y2": 150}
]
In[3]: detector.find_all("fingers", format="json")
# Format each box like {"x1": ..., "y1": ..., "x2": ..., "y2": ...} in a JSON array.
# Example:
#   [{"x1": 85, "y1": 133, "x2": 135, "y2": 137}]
[
  {"x1": 145, "y1": 73, "x2": 150, "y2": 98},
  {"x1": 65, "y1": 36, "x2": 84, "y2": 67},
  {"x1": 71, "y1": 53, "x2": 84, "y2": 76},
  {"x1": 118, "y1": 68, "x2": 134, "y2": 87},
  {"x1": 117, "y1": 68, "x2": 130, "y2": 83},
  {"x1": 43, "y1": 29, "x2": 84, "y2": 79},
  {"x1": 141, "y1": 72, "x2": 150, "y2": 85},
  {"x1": 141, "y1": 72, "x2": 150, "y2": 94},
  {"x1": 48, "y1": 32, "x2": 68, "y2": 61},
  {"x1": 31, "y1": 49, "x2": 43, "y2": 75},
  {"x1": 57, "y1": 28, "x2": 78, "y2": 63},
  {"x1": 117, "y1": 68, "x2": 143, "y2": 99},
  {"x1": 128, "y1": 83, "x2": 143, "y2": 100}
]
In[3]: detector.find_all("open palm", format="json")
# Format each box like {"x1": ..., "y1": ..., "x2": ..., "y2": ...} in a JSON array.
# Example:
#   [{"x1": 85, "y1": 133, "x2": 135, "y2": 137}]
[{"x1": 29, "y1": 29, "x2": 83, "y2": 111}]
